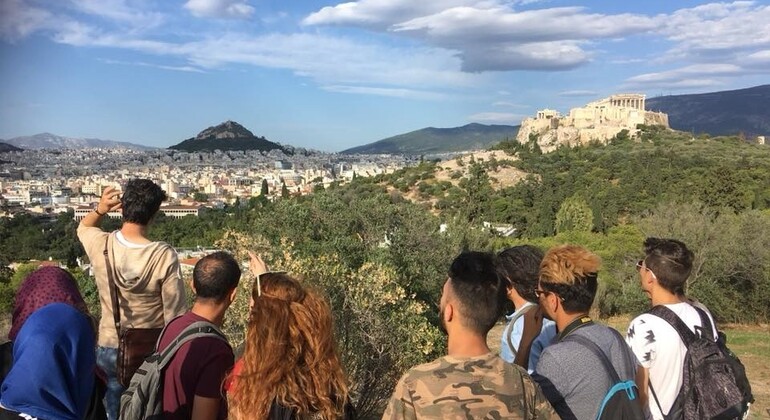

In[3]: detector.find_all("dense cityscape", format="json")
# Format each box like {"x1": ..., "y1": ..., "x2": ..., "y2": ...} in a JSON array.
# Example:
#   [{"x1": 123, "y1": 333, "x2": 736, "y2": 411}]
[{"x1": 0, "y1": 147, "x2": 415, "y2": 220}]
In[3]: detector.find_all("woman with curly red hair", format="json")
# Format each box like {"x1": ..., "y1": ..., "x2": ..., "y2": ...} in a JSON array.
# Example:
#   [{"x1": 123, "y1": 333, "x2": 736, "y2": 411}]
[{"x1": 226, "y1": 253, "x2": 353, "y2": 420}]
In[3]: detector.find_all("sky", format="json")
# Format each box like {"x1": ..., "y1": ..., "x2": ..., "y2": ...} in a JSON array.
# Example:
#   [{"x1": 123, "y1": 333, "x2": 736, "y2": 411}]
[{"x1": 1, "y1": 0, "x2": 769, "y2": 152}]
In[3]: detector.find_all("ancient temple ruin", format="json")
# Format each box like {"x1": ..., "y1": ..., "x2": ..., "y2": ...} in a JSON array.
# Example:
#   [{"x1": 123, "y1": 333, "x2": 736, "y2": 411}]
[{"x1": 516, "y1": 93, "x2": 669, "y2": 152}]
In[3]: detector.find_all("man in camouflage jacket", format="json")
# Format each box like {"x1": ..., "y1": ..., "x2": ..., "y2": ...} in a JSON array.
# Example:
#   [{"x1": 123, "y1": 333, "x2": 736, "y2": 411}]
[{"x1": 383, "y1": 252, "x2": 557, "y2": 419}]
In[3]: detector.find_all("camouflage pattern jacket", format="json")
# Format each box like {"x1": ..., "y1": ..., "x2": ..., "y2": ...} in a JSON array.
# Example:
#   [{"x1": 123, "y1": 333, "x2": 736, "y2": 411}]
[{"x1": 382, "y1": 353, "x2": 557, "y2": 419}]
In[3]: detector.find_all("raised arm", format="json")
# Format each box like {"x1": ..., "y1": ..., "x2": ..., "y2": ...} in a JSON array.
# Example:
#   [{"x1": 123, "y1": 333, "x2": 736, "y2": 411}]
[{"x1": 80, "y1": 186, "x2": 122, "y2": 228}]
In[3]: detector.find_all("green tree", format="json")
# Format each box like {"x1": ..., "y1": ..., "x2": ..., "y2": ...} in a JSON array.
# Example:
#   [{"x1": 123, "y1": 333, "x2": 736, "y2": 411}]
[
  {"x1": 281, "y1": 183, "x2": 289, "y2": 198},
  {"x1": 192, "y1": 191, "x2": 209, "y2": 202},
  {"x1": 260, "y1": 179, "x2": 269, "y2": 196},
  {"x1": 555, "y1": 195, "x2": 594, "y2": 233},
  {"x1": 458, "y1": 161, "x2": 493, "y2": 223}
]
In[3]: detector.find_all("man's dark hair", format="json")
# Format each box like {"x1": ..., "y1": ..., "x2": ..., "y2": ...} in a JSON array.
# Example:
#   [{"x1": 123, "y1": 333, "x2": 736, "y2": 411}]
[
  {"x1": 497, "y1": 245, "x2": 544, "y2": 302},
  {"x1": 643, "y1": 237, "x2": 694, "y2": 295},
  {"x1": 193, "y1": 252, "x2": 241, "y2": 302},
  {"x1": 447, "y1": 251, "x2": 506, "y2": 335},
  {"x1": 121, "y1": 179, "x2": 167, "y2": 225}
]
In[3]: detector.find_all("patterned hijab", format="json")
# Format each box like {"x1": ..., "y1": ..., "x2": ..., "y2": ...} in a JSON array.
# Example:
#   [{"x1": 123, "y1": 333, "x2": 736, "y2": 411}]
[{"x1": 9, "y1": 266, "x2": 90, "y2": 340}]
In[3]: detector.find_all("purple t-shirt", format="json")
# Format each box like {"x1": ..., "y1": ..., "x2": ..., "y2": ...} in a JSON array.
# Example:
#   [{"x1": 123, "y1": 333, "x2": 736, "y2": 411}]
[{"x1": 159, "y1": 312, "x2": 233, "y2": 420}]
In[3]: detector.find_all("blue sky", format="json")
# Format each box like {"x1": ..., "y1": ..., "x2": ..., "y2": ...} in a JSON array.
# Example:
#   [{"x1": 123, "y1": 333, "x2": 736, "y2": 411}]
[{"x1": 1, "y1": 0, "x2": 769, "y2": 152}]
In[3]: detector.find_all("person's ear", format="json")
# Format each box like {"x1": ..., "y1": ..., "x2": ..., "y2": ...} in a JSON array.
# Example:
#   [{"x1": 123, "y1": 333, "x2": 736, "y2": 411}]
[
  {"x1": 189, "y1": 279, "x2": 197, "y2": 295},
  {"x1": 228, "y1": 287, "x2": 238, "y2": 303},
  {"x1": 444, "y1": 303, "x2": 454, "y2": 324}
]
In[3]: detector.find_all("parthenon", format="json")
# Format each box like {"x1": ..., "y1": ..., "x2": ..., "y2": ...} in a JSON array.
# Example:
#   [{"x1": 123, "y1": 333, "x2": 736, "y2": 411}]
[{"x1": 607, "y1": 94, "x2": 645, "y2": 110}]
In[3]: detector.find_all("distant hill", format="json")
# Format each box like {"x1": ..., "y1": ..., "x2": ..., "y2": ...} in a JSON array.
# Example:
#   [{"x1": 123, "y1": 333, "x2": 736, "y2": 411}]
[
  {"x1": 342, "y1": 123, "x2": 520, "y2": 155},
  {"x1": 647, "y1": 85, "x2": 770, "y2": 137},
  {"x1": 0, "y1": 141, "x2": 22, "y2": 153},
  {"x1": 169, "y1": 121, "x2": 289, "y2": 153},
  {"x1": 3, "y1": 133, "x2": 151, "y2": 150}
]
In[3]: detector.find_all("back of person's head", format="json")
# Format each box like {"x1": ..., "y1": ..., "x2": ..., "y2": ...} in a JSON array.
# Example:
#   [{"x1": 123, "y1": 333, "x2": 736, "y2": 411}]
[
  {"x1": 121, "y1": 179, "x2": 167, "y2": 225},
  {"x1": 10, "y1": 266, "x2": 90, "y2": 340},
  {"x1": 539, "y1": 245, "x2": 601, "y2": 313},
  {"x1": 643, "y1": 237, "x2": 694, "y2": 295},
  {"x1": 228, "y1": 273, "x2": 347, "y2": 420},
  {"x1": 447, "y1": 251, "x2": 506, "y2": 335},
  {"x1": 497, "y1": 245, "x2": 544, "y2": 303},
  {"x1": 192, "y1": 252, "x2": 241, "y2": 303}
]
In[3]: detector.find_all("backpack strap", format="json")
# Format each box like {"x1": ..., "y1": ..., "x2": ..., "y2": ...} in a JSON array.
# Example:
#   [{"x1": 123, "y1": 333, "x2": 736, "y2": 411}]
[
  {"x1": 646, "y1": 305, "x2": 698, "y2": 347},
  {"x1": 563, "y1": 333, "x2": 621, "y2": 383},
  {"x1": 692, "y1": 306, "x2": 715, "y2": 341},
  {"x1": 155, "y1": 321, "x2": 229, "y2": 370}
]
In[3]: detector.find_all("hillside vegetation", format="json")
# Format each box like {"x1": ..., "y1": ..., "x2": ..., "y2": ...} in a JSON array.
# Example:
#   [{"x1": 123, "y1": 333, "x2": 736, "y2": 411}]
[
  {"x1": 3, "y1": 126, "x2": 770, "y2": 417},
  {"x1": 343, "y1": 123, "x2": 519, "y2": 154},
  {"x1": 647, "y1": 84, "x2": 770, "y2": 137}
]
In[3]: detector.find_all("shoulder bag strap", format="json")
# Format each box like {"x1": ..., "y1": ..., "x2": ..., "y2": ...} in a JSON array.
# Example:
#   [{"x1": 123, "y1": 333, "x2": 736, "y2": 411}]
[
  {"x1": 563, "y1": 333, "x2": 621, "y2": 383},
  {"x1": 103, "y1": 234, "x2": 122, "y2": 334},
  {"x1": 646, "y1": 305, "x2": 697, "y2": 348},
  {"x1": 157, "y1": 321, "x2": 229, "y2": 370},
  {"x1": 505, "y1": 304, "x2": 536, "y2": 357}
]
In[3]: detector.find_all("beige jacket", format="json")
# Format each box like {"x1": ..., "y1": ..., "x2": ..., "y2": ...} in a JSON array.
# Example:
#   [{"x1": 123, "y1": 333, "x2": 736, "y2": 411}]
[{"x1": 77, "y1": 225, "x2": 187, "y2": 347}]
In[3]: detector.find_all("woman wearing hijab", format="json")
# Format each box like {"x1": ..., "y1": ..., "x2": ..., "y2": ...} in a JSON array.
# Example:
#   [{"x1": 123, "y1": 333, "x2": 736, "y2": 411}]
[
  {"x1": 1, "y1": 304, "x2": 96, "y2": 420},
  {"x1": 0, "y1": 266, "x2": 104, "y2": 420}
]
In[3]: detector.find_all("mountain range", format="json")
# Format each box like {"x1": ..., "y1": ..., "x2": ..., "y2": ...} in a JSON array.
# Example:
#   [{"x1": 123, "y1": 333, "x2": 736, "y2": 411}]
[
  {"x1": 169, "y1": 121, "x2": 289, "y2": 154},
  {"x1": 646, "y1": 84, "x2": 770, "y2": 137},
  {"x1": 342, "y1": 123, "x2": 520, "y2": 155},
  {"x1": 3, "y1": 85, "x2": 767, "y2": 155},
  {"x1": 1, "y1": 133, "x2": 151, "y2": 150}
]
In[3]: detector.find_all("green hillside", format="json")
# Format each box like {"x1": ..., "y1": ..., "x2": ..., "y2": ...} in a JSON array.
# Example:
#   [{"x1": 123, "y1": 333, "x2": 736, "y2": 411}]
[
  {"x1": 647, "y1": 84, "x2": 770, "y2": 137},
  {"x1": 342, "y1": 123, "x2": 520, "y2": 154}
]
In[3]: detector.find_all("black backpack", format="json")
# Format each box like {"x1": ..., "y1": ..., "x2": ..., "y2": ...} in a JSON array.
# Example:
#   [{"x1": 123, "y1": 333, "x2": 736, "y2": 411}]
[
  {"x1": 647, "y1": 305, "x2": 752, "y2": 420},
  {"x1": 564, "y1": 330, "x2": 645, "y2": 420},
  {"x1": 119, "y1": 320, "x2": 229, "y2": 420}
]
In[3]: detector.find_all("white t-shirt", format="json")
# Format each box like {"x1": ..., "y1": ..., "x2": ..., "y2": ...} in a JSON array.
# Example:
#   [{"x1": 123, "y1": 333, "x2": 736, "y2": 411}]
[{"x1": 626, "y1": 302, "x2": 718, "y2": 420}]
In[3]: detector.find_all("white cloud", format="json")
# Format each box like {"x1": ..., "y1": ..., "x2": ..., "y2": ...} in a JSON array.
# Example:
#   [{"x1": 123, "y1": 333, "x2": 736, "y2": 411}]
[
  {"x1": 303, "y1": 0, "x2": 475, "y2": 27},
  {"x1": 492, "y1": 101, "x2": 528, "y2": 108},
  {"x1": 468, "y1": 112, "x2": 528, "y2": 124},
  {"x1": 624, "y1": 63, "x2": 755, "y2": 90},
  {"x1": 183, "y1": 0, "x2": 254, "y2": 19},
  {"x1": 656, "y1": 2, "x2": 770, "y2": 60},
  {"x1": 98, "y1": 58, "x2": 206, "y2": 73},
  {"x1": 0, "y1": 0, "x2": 53, "y2": 42},
  {"x1": 70, "y1": 0, "x2": 164, "y2": 28},
  {"x1": 558, "y1": 90, "x2": 597, "y2": 97},
  {"x1": 321, "y1": 85, "x2": 447, "y2": 100},
  {"x1": 307, "y1": 2, "x2": 656, "y2": 71}
]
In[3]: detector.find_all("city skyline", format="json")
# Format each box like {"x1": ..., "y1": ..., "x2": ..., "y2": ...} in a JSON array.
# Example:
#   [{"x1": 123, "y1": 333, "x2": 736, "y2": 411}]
[{"x1": 2, "y1": 0, "x2": 770, "y2": 152}]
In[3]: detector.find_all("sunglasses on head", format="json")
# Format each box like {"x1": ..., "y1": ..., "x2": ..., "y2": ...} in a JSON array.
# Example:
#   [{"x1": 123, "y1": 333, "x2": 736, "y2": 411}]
[{"x1": 255, "y1": 271, "x2": 287, "y2": 297}]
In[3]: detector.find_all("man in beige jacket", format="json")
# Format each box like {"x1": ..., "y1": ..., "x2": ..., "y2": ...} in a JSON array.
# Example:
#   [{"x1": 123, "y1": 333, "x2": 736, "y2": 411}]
[{"x1": 78, "y1": 179, "x2": 186, "y2": 420}]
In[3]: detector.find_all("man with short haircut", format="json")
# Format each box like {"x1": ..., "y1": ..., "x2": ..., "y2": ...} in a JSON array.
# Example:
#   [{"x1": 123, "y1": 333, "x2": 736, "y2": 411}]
[
  {"x1": 160, "y1": 251, "x2": 240, "y2": 420},
  {"x1": 520, "y1": 245, "x2": 639, "y2": 420},
  {"x1": 497, "y1": 245, "x2": 557, "y2": 372},
  {"x1": 383, "y1": 251, "x2": 556, "y2": 419},
  {"x1": 626, "y1": 238, "x2": 718, "y2": 420},
  {"x1": 78, "y1": 179, "x2": 186, "y2": 420}
]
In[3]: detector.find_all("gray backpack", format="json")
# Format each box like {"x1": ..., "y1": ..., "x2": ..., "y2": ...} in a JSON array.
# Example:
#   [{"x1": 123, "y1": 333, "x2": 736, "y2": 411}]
[
  {"x1": 647, "y1": 305, "x2": 746, "y2": 420},
  {"x1": 119, "y1": 320, "x2": 229, "y2": 420}
]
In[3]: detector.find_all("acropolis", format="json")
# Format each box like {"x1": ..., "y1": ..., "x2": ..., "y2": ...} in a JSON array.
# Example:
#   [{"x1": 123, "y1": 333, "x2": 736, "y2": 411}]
[{"x1": 516, "y1": 94, "x2": 669, "y2": 152}]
